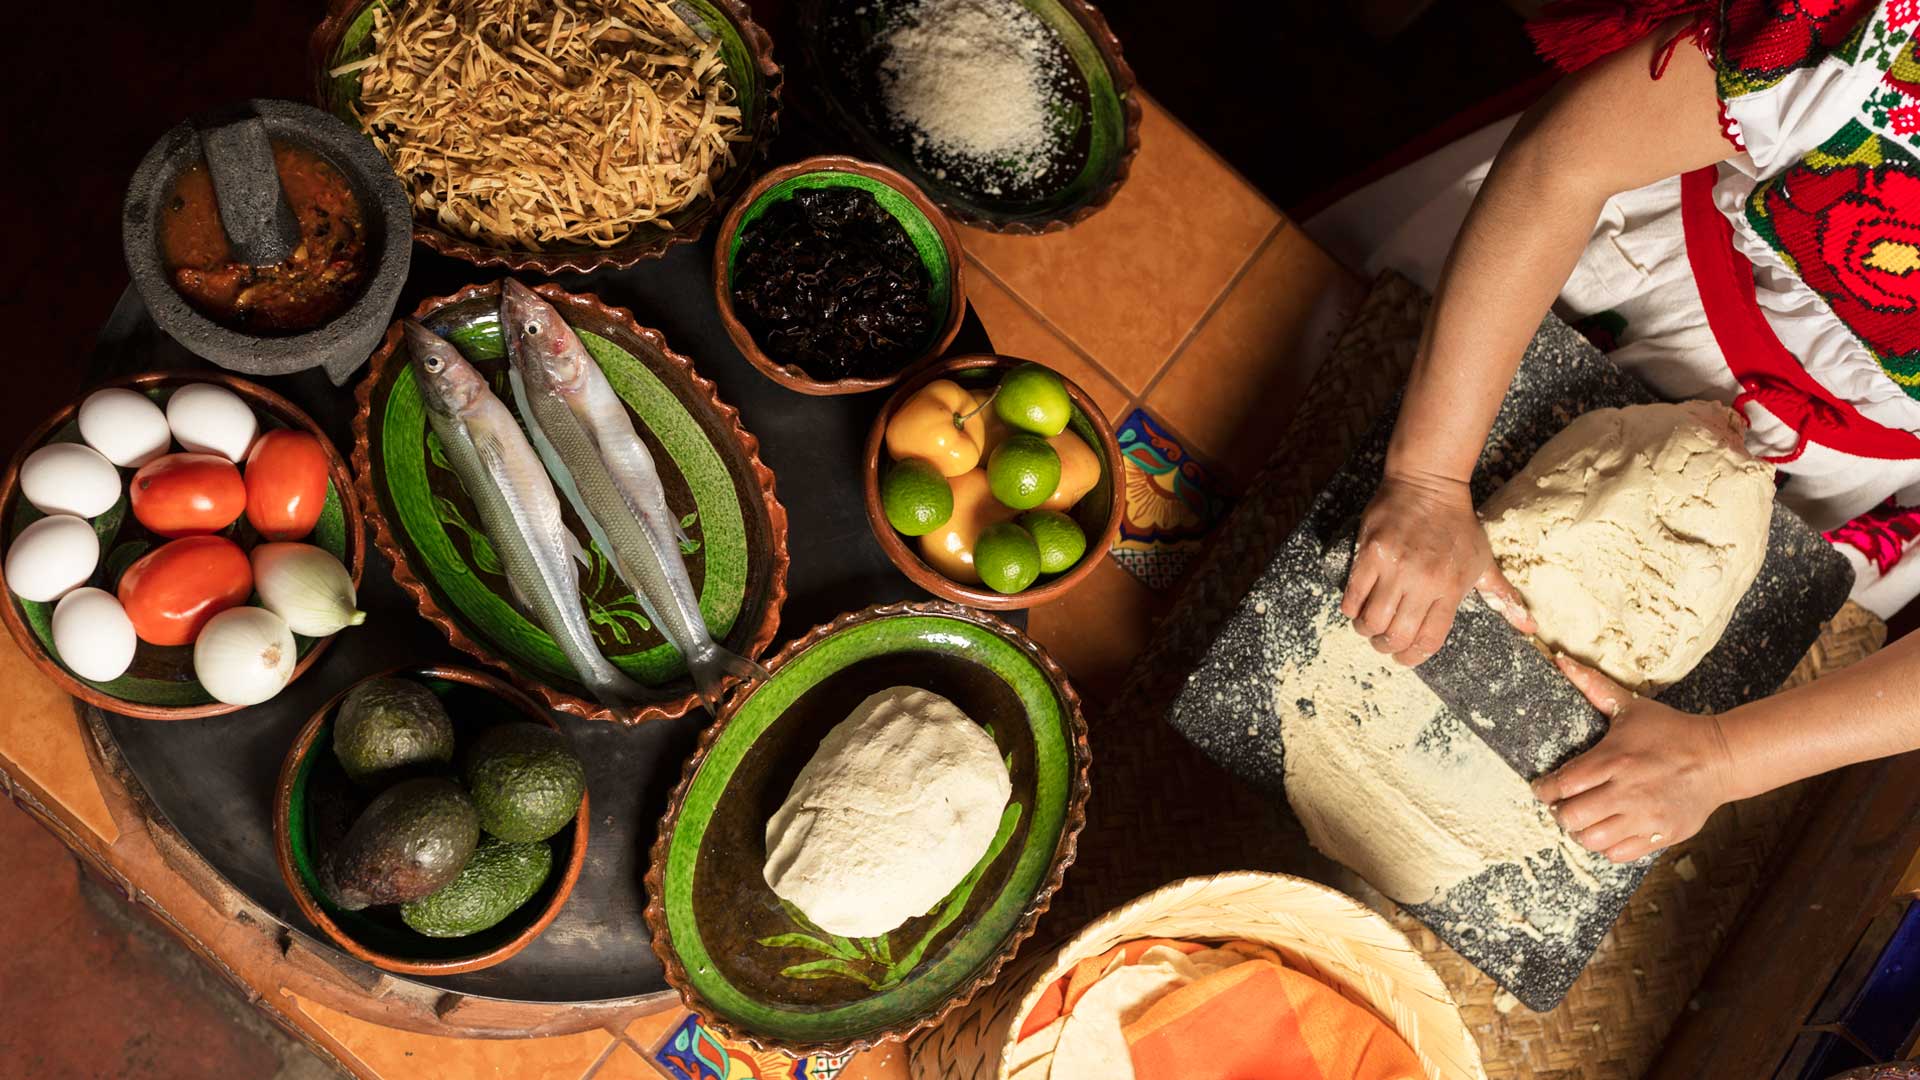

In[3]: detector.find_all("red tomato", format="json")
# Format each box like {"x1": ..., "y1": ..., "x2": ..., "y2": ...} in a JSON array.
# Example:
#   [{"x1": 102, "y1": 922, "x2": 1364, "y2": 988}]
[
  {"x1": 244, "y1": 430, "x2": 330, "y2": 542},
  {"x1": 129, "y1": 453, "x2": 246, "y2": 538},
  {"x1": 117, "y1": 535, "x2": 253, "y2": 646}
]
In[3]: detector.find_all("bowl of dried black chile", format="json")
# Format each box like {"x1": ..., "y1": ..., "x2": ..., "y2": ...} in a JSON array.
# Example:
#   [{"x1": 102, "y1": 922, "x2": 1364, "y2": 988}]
[{"x1": 714, "y1": 155, "x2": 966, "y2": 395}]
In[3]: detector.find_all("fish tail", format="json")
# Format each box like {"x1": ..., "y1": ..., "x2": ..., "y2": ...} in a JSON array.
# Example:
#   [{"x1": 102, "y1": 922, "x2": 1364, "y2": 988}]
[{"x1": 687, "y1": 644, "x2": 770, "y2": 712}]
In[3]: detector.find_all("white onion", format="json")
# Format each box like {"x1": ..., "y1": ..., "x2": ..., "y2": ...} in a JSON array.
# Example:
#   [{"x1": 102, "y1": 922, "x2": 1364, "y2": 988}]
[
  {"x1": 250, "y1": 543, "x2": 364, "y2": 637},
  {"x1": 194, "y1": 607, "x2": 296, "y2": 706}
]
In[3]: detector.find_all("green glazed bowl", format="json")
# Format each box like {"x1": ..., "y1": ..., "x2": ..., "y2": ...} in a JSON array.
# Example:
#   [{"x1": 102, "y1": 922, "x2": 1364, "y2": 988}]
[
  {"x1": 0, "y1": 371, "x2": 364, "y2": 720},
  {"x1": 644, "y1": 600, "x2": 1091, "y2": 1054},
  {"x1": 351, "y1": 283, "x2": 789, "y2": 725},
  {"x1": 273, "y1": 664, "x2": 590, "y2": 975},
  {"x1": 789, "y1": 0, "x2": 1140, "y2": 233},
  {"x1": 308, "y1": 0, "x2": 782, "y2": 273},
  {"x1": 713, "y1": 155, "x2": 968, "y2": 395}
]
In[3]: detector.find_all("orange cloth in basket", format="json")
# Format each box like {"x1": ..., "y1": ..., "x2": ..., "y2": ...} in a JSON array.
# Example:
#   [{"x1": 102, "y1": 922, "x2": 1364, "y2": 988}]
[{"x1": 1015, "y1": 938, "x2": 1425, "y2": 1080}]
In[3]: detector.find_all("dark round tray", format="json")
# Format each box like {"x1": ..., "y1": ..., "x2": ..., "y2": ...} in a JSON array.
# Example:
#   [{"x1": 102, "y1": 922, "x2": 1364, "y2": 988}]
[{"x1": 87, "y1": 236, "x2": 1016, "y2": 1005}]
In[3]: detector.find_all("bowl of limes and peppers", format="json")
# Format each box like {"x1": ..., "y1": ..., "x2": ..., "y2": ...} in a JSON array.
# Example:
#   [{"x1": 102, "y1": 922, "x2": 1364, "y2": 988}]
[{"x1": 862, "y1": 356, "x2": 1123, "y2": 609}]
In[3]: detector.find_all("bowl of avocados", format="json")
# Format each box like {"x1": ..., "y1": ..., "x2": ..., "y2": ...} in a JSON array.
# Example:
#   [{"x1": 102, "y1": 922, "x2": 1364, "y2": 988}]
[{"x1": 273, "y1": 664, "x2": 590, "y2": 975}]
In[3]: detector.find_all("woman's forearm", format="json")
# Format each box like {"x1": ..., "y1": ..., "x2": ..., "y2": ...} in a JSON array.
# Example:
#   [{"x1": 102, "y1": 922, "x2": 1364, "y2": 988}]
[
  {"x1": 1389, "y1": 145, "x2": 1610, "y2": 484},
  {"x1": 1718, "y1": 631, "x2": 1920, "y2": 800}
]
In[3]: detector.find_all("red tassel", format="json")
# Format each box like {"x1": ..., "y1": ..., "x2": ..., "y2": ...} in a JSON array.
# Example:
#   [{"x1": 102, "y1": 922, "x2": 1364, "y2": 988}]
[{"x1": 1527, "y1": 0, "x2": 1715, "y2": 73}]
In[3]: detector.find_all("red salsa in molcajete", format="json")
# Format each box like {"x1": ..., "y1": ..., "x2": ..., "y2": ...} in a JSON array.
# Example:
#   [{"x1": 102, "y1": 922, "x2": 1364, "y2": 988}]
[{"x1": 160, "y1": 141, "x2": 369, "y2": 334}]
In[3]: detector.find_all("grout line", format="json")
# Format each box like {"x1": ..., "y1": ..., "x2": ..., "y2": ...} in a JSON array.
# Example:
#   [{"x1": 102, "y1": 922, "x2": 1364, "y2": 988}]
[
  {"x1": 962, "y1": 253, "x2": 1135, "y2": 406},
  {"x1": 1135, "y1": 219, "x2": 1285, "y2": 404},
  {"x1": 1120, "y1": 402, "x2": 1251, "y2": 498},
  {"x1": 578, "y1": 1033, "x2": 626, "y2": 1079}
]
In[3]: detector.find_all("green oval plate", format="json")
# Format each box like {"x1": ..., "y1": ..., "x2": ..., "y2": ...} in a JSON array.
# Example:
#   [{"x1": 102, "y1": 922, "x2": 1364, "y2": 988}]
[
  {"x1": 0, "y1": 371, "x2": 364, "y2": 720},
  {"x1": 352, "y1": 283, "x2": 789, "y2": 724},
  {"x1": 789, "y1": 0, "x2": 1141, "y2": 233},
  {"x1": 645, "y1": 601, "x2": 1090, "y2": 1053}
]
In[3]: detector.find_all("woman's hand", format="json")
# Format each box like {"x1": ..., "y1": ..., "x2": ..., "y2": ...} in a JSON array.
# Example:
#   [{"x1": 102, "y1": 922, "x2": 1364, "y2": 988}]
[
  {"x1": 1340, "y1": 468, "x2": 1534, "y2": 666},
  {"x1": 1532, "y1": 655, "x2": 1735, "y2": 862}
]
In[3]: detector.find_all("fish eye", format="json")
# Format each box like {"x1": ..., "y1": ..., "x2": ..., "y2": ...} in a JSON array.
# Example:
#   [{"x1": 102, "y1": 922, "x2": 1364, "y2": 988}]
[
  {"x1": 523, "y1": 322, "x2": 542, "y2": 337},
  {"x1": 425, "y1": 356, "x2": 444, "y2": 373}
]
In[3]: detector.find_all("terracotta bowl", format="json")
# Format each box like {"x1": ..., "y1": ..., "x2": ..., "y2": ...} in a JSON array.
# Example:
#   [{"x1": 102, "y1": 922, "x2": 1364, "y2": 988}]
[
  {"x1": 308, "y1": 0, "x2": 782, "y2": 274},
  {"x1": 0, "y1": 371, "x2": 366, "y2": 720},
  {"x1": 862, "y1": 355, "x2": 1122, "y2": 610},
  {"x1": 273, "y1": 664, "x2": 589, "y2": 976},
  {"x1": 714, "y1": 155, "x2": 967, "y2": 396},
  {"x1": 787, "y1": 0, "x2": 1141, "y2": 234},
  {"x1": 644, "y1": 601, "x2": 1090, "y2": 1055},
  {"x1": 352, "y1": 282, "x2": 788, "y2": 724}
]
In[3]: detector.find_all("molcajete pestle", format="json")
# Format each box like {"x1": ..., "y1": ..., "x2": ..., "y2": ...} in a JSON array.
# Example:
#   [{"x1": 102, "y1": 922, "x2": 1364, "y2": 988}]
[{"x1": 122, "y1": 98, "x2": 411, "y2": 385}]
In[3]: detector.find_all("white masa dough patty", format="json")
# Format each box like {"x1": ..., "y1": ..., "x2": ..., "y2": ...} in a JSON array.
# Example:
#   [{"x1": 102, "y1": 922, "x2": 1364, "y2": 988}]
[{"x1": 763, "y1": 686, "x2": 1012, "y2": 938}]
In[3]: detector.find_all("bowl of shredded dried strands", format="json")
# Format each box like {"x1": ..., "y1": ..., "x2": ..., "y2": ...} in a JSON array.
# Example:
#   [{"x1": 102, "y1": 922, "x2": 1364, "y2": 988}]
[{"x1": 310, "y1": 0, "x2": 780, "y2": 273}]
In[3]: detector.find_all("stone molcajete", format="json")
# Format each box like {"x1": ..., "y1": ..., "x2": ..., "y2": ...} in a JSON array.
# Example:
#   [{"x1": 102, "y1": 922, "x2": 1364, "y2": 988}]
[{"x1": 121, "y1": 98, "x2": 410, "y2": 385}]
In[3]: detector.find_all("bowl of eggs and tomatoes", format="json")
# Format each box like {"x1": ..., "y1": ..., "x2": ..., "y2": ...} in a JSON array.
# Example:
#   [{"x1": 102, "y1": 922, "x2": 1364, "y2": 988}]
[
  {"x1": 863, "y1": 356, "x2": 1122, "y2": 610},
  {"x1": 0, "y1": 373, "x2": 365, "y2": 718}
]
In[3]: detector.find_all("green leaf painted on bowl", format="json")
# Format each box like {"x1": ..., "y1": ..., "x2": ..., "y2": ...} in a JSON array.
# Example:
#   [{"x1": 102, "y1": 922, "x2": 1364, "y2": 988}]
[
  {"x1": 663, "y1": 612, "x2": 1074, "y2": 1042},
  {"x1": 4, "y1": 391, "x2": 349, "y2": 707},
  {"x1": 372, "y1": 308, "x2": 754, "y2": 691}
]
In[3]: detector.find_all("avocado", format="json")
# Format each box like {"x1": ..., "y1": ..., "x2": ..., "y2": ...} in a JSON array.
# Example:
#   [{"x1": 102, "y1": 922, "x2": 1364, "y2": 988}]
[
  {"x1": 332, "y1": 677, "x2": 456, "y2": 787},
  {"x1": 461, "y1": 723, "x2": 586, "y2": 842},
  {"x1": 400, "y1": 836, "x2": 554, "y2": 938},
  {"x1": 325, "y1": 777, "x2": 480, "y2": 908}
]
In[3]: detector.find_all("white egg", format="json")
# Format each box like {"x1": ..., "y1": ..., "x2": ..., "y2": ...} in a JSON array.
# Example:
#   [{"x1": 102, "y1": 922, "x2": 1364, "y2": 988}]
[
  {"x1": 52, "y1": 587, "x2": 136, "y2": 682},
  {"x1": 166, "y1": 383, "x2": 258, "y2": 462},
  {"x1": 77, "y1": 388, "x2": 171, "y2": 468},
  {"x1": 4, "y1": 514, "x2": 99, "y2": 603},
  {"x1": 19, "y1": 443, "x2": 122, "y2": 519}
]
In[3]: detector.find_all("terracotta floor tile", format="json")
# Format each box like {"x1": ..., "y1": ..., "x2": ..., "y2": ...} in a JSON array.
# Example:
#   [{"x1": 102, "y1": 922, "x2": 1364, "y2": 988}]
[
  {"x1": 0, "y1": 799, "x2": 285, "y2": 1079},
  {"x1": 1027, "y1": 554, "x2": 1168, "y2": 704},
  {"x1": 965, "y1": 263, "x2": 1133, "y2": 423},
  {"x1": 959, "y1": 97, "x2": 1279, "y2": 395},
  {"x1": 0, "y1": 632, "x2": 119, "y2": 844},
  {"x1": 288, "y1": 993, "x2": 613, "y2": 1080},
  {"x1": 589, "y1": 1042, "x2": 659, "y2": 1080},
  {"x1": 621, "y1": 1007, "x2": 686, "y2": 1056},
  {"x1": 1147, "y1": 226, "x2": 1365, "y2": 485}
]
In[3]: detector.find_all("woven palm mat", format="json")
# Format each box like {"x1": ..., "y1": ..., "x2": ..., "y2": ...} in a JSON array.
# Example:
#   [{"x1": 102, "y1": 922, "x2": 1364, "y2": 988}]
[{"x1": 1023, "y1": 271, "x2": 1888, "y2": 1078}]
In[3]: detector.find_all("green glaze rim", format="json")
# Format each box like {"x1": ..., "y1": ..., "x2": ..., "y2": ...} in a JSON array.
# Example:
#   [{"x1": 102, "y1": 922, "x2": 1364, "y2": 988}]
[{"x1": 644, "y1": 601, "x2": 1090, "y2": 1052}]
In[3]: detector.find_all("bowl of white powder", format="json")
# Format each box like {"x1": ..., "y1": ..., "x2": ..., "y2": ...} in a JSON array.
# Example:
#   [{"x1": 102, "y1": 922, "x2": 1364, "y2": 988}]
[{"x1": 786, "y1": 0, "x2": 1141, "y2": 232}]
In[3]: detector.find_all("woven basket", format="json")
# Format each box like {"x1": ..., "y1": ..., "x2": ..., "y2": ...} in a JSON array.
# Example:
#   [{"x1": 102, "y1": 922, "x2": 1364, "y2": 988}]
[{"x1": 906, "y1": 872, "x2": 1486, "y2": 1080}]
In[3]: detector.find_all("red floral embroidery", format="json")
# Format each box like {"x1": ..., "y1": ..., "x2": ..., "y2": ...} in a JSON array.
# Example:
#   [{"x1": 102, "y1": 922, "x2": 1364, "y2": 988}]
[
  {"x1": 1826, "y1": 500, "x2": 1920, "y2": 573},
  {"x1": 1897, "y1": 105, "x2": 1920, "y2": 135},
  {"x1": 1762, "y1": 161, "x2": 1920, "y2": 369},
  {"x1": 1721, "y1": 0, "x2": 1877, "y2": 81},
  {"x1": 1893, "y1": 0, "x2": 1920, "y2": 27}
]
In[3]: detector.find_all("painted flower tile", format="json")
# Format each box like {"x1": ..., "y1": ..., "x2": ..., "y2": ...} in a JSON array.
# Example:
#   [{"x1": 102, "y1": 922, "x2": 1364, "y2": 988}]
[
  {"x1": 1110, "y1": 409, "x2": 1232, "y2": 590},
  {"x1": 649, "y1": 1012, "x2": 854, "y2": 1080}
]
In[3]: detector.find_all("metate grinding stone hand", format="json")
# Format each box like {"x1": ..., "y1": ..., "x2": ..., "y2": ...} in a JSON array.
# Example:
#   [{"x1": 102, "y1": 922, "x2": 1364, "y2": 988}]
[{"x1": 1321, "y1": 523, "x2": 1609, "y2": 780}]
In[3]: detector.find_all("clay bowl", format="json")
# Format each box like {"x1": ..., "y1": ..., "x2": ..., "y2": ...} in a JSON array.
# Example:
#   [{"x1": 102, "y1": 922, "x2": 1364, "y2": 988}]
[
  {"x1": 862, "y1": 355, "x2": 1122, "y2": 610},
  {"x1": 644, "y1": 600, "x2": 1090, "y2": 1055},
  {"x1": 0, "y1": 372, "x2": 366, "y2": 720},
  {"x1": 713, "y1": 155, "x2": 967, "y2": 396},
  {"x1": 309, "y1": 0, "x2": 781, "y2": 274},
  {"x1": 786, "y1": 0, "x2": 1141, "y2": 234},
  {"x1": 273, "y1": 664, "x2": 589, "y2": 976},
  {"x1": 121, "y1": 98, "x2": 411, "y2": 385},
  {"x1": 352, "y1": 282, "x2": 788, "y2": 724}
]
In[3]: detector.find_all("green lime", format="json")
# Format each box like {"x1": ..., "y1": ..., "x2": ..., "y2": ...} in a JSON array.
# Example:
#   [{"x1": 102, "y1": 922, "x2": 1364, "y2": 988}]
[
  {"x1": 881, "y1": 459, "x2": 954, "y2": 536},
  {"x1": 994, "y1": 363, "x2": 1072, "y2": 437},
  {"x1": 987, "y1": 434, "x2": 1061, "y2": 510},
  {"x1": 975, "y1": 522, "x2": 1041, "y2": 594},
  {"x1": 1019, "y1": 510, "x2": 1087, "y2": 574}
]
